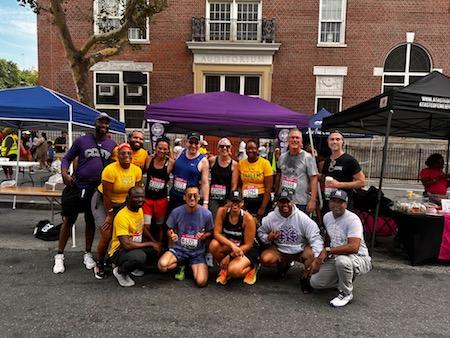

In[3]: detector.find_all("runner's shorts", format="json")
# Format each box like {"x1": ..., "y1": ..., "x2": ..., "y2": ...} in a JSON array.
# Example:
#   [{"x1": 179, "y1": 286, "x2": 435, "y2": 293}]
[
  {"x1": 142, "y1": 197, "x2": 169, "y2": 223},
  {"x1": 169, "y1": 247, "x2": 206, "y2": 266},
  {"x1": 61, "y1": 185, "x2": 96, "y2": 225}
]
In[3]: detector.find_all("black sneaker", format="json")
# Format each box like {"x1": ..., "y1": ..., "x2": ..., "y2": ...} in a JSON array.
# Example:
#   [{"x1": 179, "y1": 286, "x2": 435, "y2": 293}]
[
  {"x1": 300, "y1": 277, "x2": 313, "y2": 294},
  {"x1": 276, "y1": 262, "x2": 292, "y2": 279},
  {"x1": 94, "y1": 263, "x2": 106, "y2": 280}
]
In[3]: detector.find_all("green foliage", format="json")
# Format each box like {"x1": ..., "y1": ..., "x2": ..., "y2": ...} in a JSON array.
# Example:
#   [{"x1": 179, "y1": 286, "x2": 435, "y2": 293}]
[{"x1": 0, "y1": 58, "x2": 38, "y2": 89}]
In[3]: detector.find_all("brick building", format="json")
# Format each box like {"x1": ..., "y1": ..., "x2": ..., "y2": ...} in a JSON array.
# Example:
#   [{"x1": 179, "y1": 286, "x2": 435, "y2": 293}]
[{"x1": 38, "y1": 0, "x2": 450, "y2": 131}]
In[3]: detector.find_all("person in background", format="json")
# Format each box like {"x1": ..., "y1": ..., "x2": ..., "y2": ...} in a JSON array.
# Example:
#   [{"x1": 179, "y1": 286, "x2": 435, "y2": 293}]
[
  {"x1": 20, "y1": 131, "x2": 33, "y2": 162},
  {"x1": 420, "y1": 153, "x2": 450, "y2": 204},
  {"x1": 33, "y1": 132, "x2": 48, "y2": 170},
  {"x1": 199, "y1": 140, "x2": 209, "y2": 156},
  {"x1": 1, "y1": 128, "x2": 17, "y2": 180},
  {"x1": 54, "y1": 131, "x2": 67, "y2": 153},
  {"x1": 208, "y1": 137, "x2": 237, "y2": 217},
  {"x1": 238, "y1": 138, "x2": 247, "y2": 161},
  {"x1": 233, "y1": 139, "x2": 273, "y2": 220},
  {"x1": 172, "y1": 138, "x2": 183, "y2": 160},
  {"x1": 47, "y1": 140, "x2": 55, "y2": 166}
]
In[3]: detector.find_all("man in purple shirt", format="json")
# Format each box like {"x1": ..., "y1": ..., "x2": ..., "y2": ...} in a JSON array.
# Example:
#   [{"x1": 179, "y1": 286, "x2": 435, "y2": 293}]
[{"x1": 53, "y1": 113, "x2": 117, "y2": 274}]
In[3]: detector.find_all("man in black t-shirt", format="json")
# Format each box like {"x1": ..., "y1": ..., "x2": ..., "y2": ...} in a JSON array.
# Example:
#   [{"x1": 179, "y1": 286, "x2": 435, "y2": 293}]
[
  {"x1": 54, "y1": 131, "x2": 67, "y2": 153},
  {"x1": 320, "y1": 131, "x2": 365, "y2": 209}
]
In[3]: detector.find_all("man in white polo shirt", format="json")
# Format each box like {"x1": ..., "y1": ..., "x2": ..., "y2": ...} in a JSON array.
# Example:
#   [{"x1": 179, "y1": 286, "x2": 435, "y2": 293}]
[{"x1": 310, "y1": 189, "x2": 371, "y2": 307}]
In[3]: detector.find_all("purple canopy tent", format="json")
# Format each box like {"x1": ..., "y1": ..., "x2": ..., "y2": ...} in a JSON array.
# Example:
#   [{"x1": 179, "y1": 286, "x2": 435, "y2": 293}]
[{"x1": 144, "y1": 91, "x2": 309, "y2": 138}]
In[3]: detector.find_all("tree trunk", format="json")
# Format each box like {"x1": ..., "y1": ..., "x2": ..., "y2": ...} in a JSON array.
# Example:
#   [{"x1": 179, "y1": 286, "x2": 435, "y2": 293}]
[{"x1": 71, "y1": 59, "x2": 92, "y2": 106}]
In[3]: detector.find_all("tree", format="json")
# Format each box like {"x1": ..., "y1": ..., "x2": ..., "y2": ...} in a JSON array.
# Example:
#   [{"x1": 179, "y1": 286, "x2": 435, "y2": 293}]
[
  {"x1": 0, "y1": 58, "x2": 38, "y2": 88},
  {"x1": 18, "y1": 0, "x2": 168, "y2": 106}
]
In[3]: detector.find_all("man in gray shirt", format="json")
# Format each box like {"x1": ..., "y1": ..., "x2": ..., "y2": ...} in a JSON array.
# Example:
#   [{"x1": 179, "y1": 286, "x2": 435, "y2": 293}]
[
  {"x1": 276, "y1": 128, "x2": 318, "y2": 213},
  {"x1": 310, "y1": 190, "x2": 372, "y2": 307}
]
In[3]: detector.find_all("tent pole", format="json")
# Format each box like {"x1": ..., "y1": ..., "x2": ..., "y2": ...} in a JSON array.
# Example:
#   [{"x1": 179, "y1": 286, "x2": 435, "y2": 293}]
[
  {"x1": 368, "y1": 137, "x2": 374, "y2": 182},
  {"x1": 13, "y1": 128, "x2": 22, "y2": 210},
  {"x1": 307, "y1": 128, "x2": 323, "y2": 209},
  {"x1": 370, "y1": 110, "x2": 393, "y2": 253}
]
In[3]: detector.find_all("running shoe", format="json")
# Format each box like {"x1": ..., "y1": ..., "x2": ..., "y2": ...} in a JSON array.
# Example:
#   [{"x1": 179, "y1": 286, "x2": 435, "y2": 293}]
[
  {"x1": 330, "y1": 291, "x2": 353, "y2": 307},
  {"x1": 94, "y1": 262, "x2": 106, "y2": 280},
  {"x1": 243, "y1": 265, "x2": 259, "y2": 285},
  {"x1": 131, "y1": 269, "x2": 145, "y2": 277},
  {"x1": 174, "y1": 265, "x2": 185, "y2": 281},
  {"x1": 112, "y1": 267, "x2": 135, "y2": 287},
  {"x1": 53, "y1": 254, "x2": 65, "y2": 274},
  {"x1": 216, "y1": 269, "x2": 229, "y2": 285},
  {"x1": 83, "y1": 252, "x2": 96, "y2": 270},
  {"x1": 300, "y1": 277, "x2": 312, "y2": 294}
]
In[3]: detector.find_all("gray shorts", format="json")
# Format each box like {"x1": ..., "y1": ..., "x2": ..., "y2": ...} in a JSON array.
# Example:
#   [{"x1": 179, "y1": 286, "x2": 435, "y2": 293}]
[{"x1": 90, "y1": 190, "x2": 124, "y2": 228}]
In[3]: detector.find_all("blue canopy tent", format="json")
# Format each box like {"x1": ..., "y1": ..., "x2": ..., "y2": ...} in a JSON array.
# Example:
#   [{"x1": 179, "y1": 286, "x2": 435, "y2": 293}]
[{"x1": 0, "y1": 85, "x2": 126, "y2": 185}]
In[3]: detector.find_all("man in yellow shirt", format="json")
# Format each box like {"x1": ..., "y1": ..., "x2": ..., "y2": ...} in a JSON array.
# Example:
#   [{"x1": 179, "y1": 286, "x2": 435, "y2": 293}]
[
  {"x1": 109, "y1": 186, "x2": 161, "y2": 287},
  {"x1": 111, "y1": 130, "x2": 149, "y2": 170}
]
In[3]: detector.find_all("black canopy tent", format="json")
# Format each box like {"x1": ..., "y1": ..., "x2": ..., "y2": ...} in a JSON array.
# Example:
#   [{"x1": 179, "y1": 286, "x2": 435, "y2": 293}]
[{"x1": 321, "y1": 71, "x2": 450, "y2": 251}]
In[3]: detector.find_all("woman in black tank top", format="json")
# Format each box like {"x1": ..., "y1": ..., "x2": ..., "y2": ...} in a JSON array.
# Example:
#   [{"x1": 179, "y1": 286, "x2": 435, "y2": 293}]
[{"x1": 209, "y1": 190, "x2": 260, "y2": 285}]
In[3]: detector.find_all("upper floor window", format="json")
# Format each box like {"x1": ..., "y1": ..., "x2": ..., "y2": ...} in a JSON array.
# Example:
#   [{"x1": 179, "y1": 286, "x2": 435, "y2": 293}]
[
  {"x1": 318, "y1": 0, "x2": 346, "y2": 45},
  {"x1": 207, "y1": 1, "x2": 261, "y2": 41},
  {"x1": 382, "y1": 44, "x2": 432, "y2": 92},
  {"x1": 94, "y1": 0, "x2": 149, "y2": 43},
  {"x1": 205, "y1": 74, "x2": 261, "y2": 97}
]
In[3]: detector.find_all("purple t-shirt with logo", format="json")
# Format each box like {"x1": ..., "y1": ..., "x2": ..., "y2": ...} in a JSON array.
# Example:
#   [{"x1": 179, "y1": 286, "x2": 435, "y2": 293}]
[
  {"x1": 166, "y1": 205, "x2": 214, "y2": 253},
  {"x1": 61, "y1": 134, "x2": 116, "y2": 189}
]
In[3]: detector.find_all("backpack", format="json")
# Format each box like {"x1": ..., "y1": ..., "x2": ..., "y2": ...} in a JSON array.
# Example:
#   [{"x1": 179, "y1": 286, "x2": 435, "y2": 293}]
[{"x1": 33, "y1": 220, "x2": 61, "y2": 241}]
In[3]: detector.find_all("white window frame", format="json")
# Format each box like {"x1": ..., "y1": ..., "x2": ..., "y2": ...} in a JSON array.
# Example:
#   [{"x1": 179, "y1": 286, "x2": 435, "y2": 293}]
[
  {"x1": 317, "y1": 0, "x2": 347, "y2": 47},
  {"x1": 205, "y1": 0, "x2": 262, "y2": 42},
  {"x1": 381, "y1": 43, "x2": 432, "y2": 93},
  {"x1": 315, "y1": 96, "x2": 342, "y2": 114},
  {"x1": 203, "y1": 74, "x2": 261, "y2": 97},
  {"x1": 94, "y1": 0, "x2": 150, "y2": 44},
  {"x1": 94, "y1": 70, "x2": 149, "y2": 123}
]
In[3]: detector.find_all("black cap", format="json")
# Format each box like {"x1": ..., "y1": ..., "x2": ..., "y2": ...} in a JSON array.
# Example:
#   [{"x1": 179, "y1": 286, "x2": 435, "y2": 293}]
[
  {"x1": 276, "y1": 189, "x2": 293, "y2": 202},
  {"x1": 187, "y1": 131, "x2": 201, "y2": 140},
  {"x1": 229, "y1": 190, "x2": 243, "y2": 202},
  {"x1": 329, "y1": 189, "x2": 348, "y2": 202}
]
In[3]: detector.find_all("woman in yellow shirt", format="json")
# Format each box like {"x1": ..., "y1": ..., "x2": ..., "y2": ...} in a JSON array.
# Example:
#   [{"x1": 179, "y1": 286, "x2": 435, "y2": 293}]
[
  {"x1": 232, "y1": 140, "x2": 273, "y2": 220},
  {"x1": 92, "y1": 143, "x2": 142, "y2": 279}
]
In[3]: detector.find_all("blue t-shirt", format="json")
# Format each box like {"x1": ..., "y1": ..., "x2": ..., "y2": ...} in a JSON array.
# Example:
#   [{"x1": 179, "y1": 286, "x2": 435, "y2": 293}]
[{"x1": 166, "y1": 205, "x2": 214, "y2": 253}]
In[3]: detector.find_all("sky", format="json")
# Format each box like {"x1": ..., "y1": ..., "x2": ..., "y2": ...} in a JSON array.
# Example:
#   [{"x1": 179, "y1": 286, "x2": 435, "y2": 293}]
[{"x1": 0, "y1": 1, "x2": 37, "y2": 70}]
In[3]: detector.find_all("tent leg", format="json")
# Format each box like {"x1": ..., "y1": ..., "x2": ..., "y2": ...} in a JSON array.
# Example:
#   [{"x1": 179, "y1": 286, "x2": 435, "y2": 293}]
[
  {"x1": 368, "y1": 137, "x2": 374, "y2": 182},
  {"x1": 370, "y1": 110, "x2": 393, "y2": 254}
]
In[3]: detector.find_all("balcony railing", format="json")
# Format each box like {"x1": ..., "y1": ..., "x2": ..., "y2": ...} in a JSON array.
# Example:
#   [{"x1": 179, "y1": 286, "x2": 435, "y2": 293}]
[{"x1": 191, "y1": 17, "x2": 276, "y2": 43}]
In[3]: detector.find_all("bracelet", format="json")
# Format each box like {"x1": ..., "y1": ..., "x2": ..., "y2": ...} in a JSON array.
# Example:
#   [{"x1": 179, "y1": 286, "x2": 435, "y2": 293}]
[
  {"x1": 203, "y1": 201, "x2": 209, "y2": 204},
  {"x1": 107, "y1": 208, "x2": 114, "y2": 213}
]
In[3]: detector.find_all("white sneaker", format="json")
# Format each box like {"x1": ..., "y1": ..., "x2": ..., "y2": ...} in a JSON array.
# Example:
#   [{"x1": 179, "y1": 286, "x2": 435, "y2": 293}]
[
  {"x1": 53, "y1": 254, "x2": 65, "y2": 274},
  {"x1": 131, "y1": 269, "x2": 144, "y2": 277},
  {"x1": 113, "y1": 267, "x2": 135, "y2": 287},
  {"x1": 83, "y1": 252, "x2": 96, "y2": 270},
  {"x1": 330, "y1": 291, "x2": 353, "y2": 307}
]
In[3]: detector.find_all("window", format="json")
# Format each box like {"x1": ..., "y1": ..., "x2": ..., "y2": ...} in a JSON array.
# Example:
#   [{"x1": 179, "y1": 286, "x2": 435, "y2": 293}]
[
  {"x1": 382, "y1": 44, "x2": 431, "y2": 92},
  {"x1": 94, "y1": 71, "x2": 149, "y2": 128},
  {"x1": 94, "y1": 0, "x2": 149, "y2": 43},
  {"x1": 204, "y1": 74, "x2": 261, "y2": 96},
  {"x1": 316, "y1": 97, "x2": 341, "y2": 114},
  {"x1": 318, "y1": 0, "x2": 347, "y2": 45},
  {"x1": 207, "y1": 1, "x2": 261, "y2": 41}
]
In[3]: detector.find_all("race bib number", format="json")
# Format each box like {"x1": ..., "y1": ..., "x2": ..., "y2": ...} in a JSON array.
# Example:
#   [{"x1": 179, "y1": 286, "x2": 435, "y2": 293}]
[
  {"x1": 148, "y1": 177, "x2": 165, "y2": 191},
  {"x1": 173, "y1": 177, "x2": 187, "y2": 192},
  {"x1": 281, "y1": 176, "x2": 298, "y2": 192},
  {"x1": 211, "y1": 184, "x2": 226, "y2": 199},
  {"x1": 243, "y1": 186, "x2": 258, "y2": 199},
  {"x1": 180, "y1": 234, "x2": 198, "y2": 249},
  {"x1": 132, "y1": 232, "x2": 142, "y2": 243}
]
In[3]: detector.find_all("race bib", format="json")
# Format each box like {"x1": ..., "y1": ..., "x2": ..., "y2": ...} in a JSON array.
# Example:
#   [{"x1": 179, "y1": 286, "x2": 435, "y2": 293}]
[
  {"x1": 173, "y1": 177, "x2": 187, "y2": 192},
  {"x1": 281, "y1": 176, "x2": 298, "y2": 192},
  {"x1": 148, "y1": 177, "x2": 165, "y2": 191},
  {"x1": 180, "y1": 234, "x2": 198, "y2": 249},
  {"x1": 211, "y1": 184, "x2": 226, "y2": 199},
  {"x1": 132, "y1": 232, "x2": 142, "y2": 243},
  {"x1": 243, "y1": 186, "x2": 258, "y2": 199},
  {"x1": 230, "y1": 238, "x2": 241, "y2": 247}
]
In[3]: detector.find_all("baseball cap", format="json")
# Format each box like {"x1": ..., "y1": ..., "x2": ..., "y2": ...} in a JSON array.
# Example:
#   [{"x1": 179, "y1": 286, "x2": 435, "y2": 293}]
[
  {"x1": 22, "y1": 130, "x2": 31, "y2": 135},
  {"x1": 276, "y1": 189, "x2": 293, "y2": 202},
  {"x1": 117, "y1": 143, "x2": 132, "y2": 151},
  {"x1": 329, "y1": 189, "x2": 348, "y2": 202},
  {"x1": 187, "y1": 132, "x2": 201, "y2": 140},
  {"x1": 95, "y1": 112, "x2": 111, "y2": 122},
  {"x1": 229, "y1": 190, "x2": 243, "y2": 202}
]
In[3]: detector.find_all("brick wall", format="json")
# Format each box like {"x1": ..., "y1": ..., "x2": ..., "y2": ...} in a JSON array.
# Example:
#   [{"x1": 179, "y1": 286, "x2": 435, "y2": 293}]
[{"x1": 38, "y1": 0, "x2": 450, "y2": 115}]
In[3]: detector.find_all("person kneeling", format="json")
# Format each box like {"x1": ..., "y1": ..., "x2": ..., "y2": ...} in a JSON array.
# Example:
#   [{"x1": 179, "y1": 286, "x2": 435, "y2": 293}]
[
  {"x1": 257, "y1": 190, "x2": 324, "y2": 289},
  {"x1": 310, "y1": 190, "x2": 372, "y2": 307},
  {"x1": 210, "y1": 191, "x2": 259, "y2": 285},
  {"x1": 158, "y1": 186, "x2": 213, "y2": 287},
  {"x1": 108, "y1": 187, "x2": 161, "y2": 287}
]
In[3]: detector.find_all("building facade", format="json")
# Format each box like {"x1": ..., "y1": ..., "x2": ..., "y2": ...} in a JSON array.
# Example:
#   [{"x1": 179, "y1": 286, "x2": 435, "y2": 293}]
[{"x1": 38, "y1": 0, "x2": 450, "y2": 129}]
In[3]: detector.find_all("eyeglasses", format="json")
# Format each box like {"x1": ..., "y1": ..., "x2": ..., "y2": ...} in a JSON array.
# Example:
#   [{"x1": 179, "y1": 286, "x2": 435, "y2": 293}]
[
  {"x1": 188, "y1": 140, "x2": 199, "y2": 145},
  {"x1": 219, "y1": 144, "x2": 231, "y2": 149},
  {"x1": 328, "y1": 159, "x2": 336, "y2": 172},
  {"x1": 186, "y1": 193, "x2": 199, "y2": 199}
]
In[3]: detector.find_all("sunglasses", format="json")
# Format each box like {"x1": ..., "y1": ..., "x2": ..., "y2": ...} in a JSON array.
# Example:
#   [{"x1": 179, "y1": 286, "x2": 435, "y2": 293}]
[
  {"x1": 328, "y1": 159, "x2": 336, "y2": 172},
  {"x1": 219, "y1": 144, "x2": 231, "y2": 149},
  {"x1": 189, "y1": 140, "x2": 199, "y2": 145},
  {"x1": 186, "y1": 193, "x2": 199, "y2": 199}
]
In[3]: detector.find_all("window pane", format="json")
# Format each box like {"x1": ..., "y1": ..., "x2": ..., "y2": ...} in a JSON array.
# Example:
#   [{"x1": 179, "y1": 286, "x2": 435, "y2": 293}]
[
  {"x1": 124, "y1": 85, "x2": 147, "y2": 105},
  {"x1": 96, "y1": 85, "x2": 119, "y2": 105},
  {"x1": 317, "y1": 98, "x2": 340, "y2": 114},
  {"x1": 205, "y1": 76, "x2": 220, "y2": 92},
  {"x1": 96, "y1": 73, "x2": 119, "y2": 83},
  {"x1": 383, "y1": 85, "x2": 402, "y2": 93},
  {"x1": 409, "y1": 75, "x2": 425, "y2": 84},
  {"x1": 98, "y1": 109, "x2": 120, "y2": 121},
  {"x1": 244, "y1": 76, "x2": 260, "y2": 96},
  {"x1": 237, "y1": 3, "x2": 259, "y2": 40},
  {"x1": 384, "y1": 45, "x2": 406, "y2": 72},
  {"x1": 384, "y1": 75, "x2": 405, "y2": 84},
  {"x1": 209, "y1": 2, "x2": 231, "y2": 40},
  {"x1": 320, "y1": 22, "x2": 341, "y2": 43},
  {"x1": 225, "y1": 76, "x2": 240, "y2": 93},
  {"x1": 125, "y1": 109, "x2": 145, "y2": 129},
  {"x1": 321, "y1": 0, "x2": 342, "y2": 20},
  {"x1": 410, "y1": 45, "x2": 431, "y2": 72}
]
